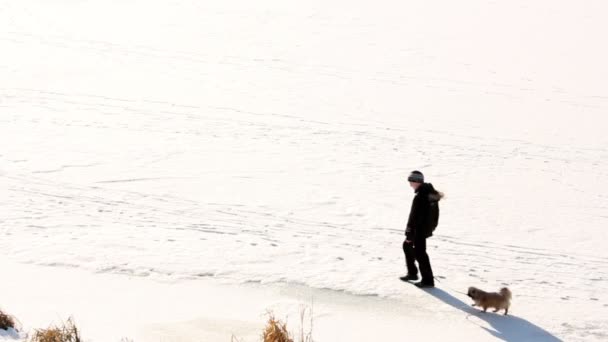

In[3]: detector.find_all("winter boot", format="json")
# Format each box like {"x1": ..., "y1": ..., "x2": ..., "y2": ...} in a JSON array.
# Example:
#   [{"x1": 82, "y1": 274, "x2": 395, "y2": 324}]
[{"x1": 399, "y1": 274, "x2": 419, "y2": 281}]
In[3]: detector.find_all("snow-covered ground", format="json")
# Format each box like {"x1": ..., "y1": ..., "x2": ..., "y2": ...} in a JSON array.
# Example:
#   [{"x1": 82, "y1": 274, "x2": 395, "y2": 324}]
[{"x1": 1, "y1": 0, "x2": 607, "y2": 341}]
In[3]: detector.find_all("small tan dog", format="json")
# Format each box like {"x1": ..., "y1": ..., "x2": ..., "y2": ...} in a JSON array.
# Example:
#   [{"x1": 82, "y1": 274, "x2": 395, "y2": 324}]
[{"x1": 467, "y1": 286, "x2": 512, "y2": 315}]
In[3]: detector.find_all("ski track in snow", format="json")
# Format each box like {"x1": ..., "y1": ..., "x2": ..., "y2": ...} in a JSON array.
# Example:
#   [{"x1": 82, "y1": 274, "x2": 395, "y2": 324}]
[{"x1": 1, "y1": 89, "x2": 607, "y2": 339}]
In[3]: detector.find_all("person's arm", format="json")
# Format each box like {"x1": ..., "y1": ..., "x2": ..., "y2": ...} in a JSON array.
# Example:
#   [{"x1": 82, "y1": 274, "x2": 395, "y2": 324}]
[{"x1": 406, "y1": 195, "x2": 424, "y2": 240}]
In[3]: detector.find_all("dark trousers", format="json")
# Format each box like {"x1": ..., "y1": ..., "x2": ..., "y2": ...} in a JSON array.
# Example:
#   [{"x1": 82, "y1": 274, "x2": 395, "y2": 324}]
[{"x1": 403, "y1": 238, "x2": 434, "y2": 284}]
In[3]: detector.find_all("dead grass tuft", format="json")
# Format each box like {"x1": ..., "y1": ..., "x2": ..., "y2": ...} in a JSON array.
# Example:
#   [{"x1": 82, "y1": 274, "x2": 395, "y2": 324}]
[
  {"x1": 0, "y1": 309, "x2": 16, "y2": 331},
  {"x1": 262, "y1": 314, "x2": 293, "y2": 342},
  {"x1": 29, "y1": 318, "x2": 82, "y2": 342}
]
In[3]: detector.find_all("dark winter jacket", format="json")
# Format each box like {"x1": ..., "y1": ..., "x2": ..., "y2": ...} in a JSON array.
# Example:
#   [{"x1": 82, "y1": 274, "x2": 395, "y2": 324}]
[{"x1": 406, "y1": 183, "x2": 443, "y2": 240}]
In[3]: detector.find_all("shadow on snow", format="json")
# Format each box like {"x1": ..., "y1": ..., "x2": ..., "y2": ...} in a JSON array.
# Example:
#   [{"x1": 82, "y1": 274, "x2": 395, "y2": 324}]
[{"x1": 420, "y1": 287, "x2": 562, "y2": 342}]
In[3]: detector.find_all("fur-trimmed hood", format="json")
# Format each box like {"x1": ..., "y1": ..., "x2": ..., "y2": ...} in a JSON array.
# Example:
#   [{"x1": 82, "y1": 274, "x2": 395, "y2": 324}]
[{"x1": 417, "y1": 183, "x2": 444, "y2": 202}]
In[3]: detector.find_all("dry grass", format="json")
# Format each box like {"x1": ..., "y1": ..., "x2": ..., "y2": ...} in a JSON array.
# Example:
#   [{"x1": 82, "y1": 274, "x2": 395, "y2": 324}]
[
  {"x1": 29, "y1": 318, "x2": 82, "y2": 342},
  {"x1": 0, "y1": 309, "x2": 16, "y2": 331},
  {"x1": 262, "y1": 314, "x2": 293, "y2": 342},
  {"x1": 298, "y1": 306, "x2": 313, "y2": 342},
  {"x1": 3, "y1": 304, "x2": 311, "y2": 342},
  {"x1": 261, "y1": 306, "x2": 314, "y2": 342}
]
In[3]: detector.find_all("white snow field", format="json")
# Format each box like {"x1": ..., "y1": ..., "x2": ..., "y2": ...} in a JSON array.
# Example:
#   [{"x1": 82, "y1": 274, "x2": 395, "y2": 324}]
[{"x1": 1, "y1": 0, "x2": 607, "y2": 341}]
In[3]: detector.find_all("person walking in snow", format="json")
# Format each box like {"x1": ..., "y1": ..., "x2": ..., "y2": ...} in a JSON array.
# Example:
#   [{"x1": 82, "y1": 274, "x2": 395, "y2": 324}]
[{"x1": 400, "y1": 170, "x2": 443, "y2": 288}]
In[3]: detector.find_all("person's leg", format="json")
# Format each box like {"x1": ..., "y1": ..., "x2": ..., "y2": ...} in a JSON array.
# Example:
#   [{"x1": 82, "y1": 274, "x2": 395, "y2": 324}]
[
  {"x1": 402, "y1": 240, "x2": 418, "y2": 277},
  {"x1": 414, "y1": 238, "x2": 434, "y2": 285}
]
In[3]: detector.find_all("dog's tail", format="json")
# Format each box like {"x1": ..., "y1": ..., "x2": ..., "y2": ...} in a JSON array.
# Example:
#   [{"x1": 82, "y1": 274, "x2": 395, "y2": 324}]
[{"x1": 500, "y1": 287, "x2": 512, "y2": 300}]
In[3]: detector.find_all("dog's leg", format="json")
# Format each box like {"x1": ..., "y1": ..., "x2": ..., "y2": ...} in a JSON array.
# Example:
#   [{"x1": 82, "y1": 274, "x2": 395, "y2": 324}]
[
  {"x1": 482, "y1": 306, "x2": 488, "y2": 312},
  {"x1": 493, "y1": 308, "x2": 499, "y2": 313},
  {"x1": 504, "y1": 307, "x2": 509, "y2": 315}
]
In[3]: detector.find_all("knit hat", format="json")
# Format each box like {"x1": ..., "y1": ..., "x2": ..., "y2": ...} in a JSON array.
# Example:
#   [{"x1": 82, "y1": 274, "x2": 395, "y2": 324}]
[{"x1": 407, "y1": 170, "x2": 424, "y2": 183}]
